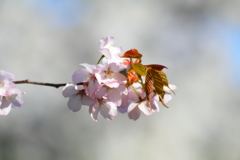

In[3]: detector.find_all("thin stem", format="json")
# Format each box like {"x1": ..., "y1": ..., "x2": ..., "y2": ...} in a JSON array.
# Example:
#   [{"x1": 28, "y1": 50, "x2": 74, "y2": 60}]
[
  {"x1": 97, "y1": 55, "x2": 105, "y2": 64},
  {"x1": 131, "y1": 85, "x2": 142, "y2": 101},
  {"x1": 13, "y1": 79, "x2": 83, "y2": 88}
]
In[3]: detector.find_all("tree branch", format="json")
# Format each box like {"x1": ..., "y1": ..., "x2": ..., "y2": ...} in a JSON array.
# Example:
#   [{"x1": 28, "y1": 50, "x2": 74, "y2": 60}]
[{"x1": 13, "y1": 79, "x2": 83, "y2": 88}]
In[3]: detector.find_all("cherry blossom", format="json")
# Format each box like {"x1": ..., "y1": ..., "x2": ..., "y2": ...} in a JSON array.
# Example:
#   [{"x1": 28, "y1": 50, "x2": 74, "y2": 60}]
[
  {"x1": 62, "y1": 36, "x2": 176, "y2": 121},
  {"x1": 0, "y1": 70, "x2": 24, "y2": 116}
]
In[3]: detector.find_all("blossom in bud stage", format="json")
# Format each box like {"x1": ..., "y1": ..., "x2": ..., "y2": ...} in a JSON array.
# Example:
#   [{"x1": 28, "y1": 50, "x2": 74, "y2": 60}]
[
  {"x1": 0, "y1": 70, "x2": 25, "y2": 116},
  {"x1": 62, "y1": 36, "x2": 176, "y2": 121}
]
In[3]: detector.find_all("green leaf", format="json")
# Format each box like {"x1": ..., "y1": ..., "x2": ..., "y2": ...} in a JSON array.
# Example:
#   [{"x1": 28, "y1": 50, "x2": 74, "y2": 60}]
[
  {"x1": 133, "y1": 63, "x2": 146, "y2": 76},
  {"x1": 147, "y1": 69, "x2": 166, "y2": 99}
]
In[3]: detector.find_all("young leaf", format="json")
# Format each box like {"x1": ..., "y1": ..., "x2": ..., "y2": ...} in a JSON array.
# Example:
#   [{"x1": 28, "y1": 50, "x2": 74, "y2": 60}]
[
  {"x1": 145, "y1": 64, "x2": 168, "y2": 71},
  {"x1": 133, "y1": 63, "x2": 146, "y2": 76},
  {"x1": 121, "y1": 49, "x2": 142, "y2": 59}
]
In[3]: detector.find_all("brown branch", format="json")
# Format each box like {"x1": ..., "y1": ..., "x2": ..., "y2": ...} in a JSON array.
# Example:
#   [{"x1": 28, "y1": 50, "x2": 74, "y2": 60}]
[{"x1": 13, "y1": 79, "x2": 83, "y2": 88}]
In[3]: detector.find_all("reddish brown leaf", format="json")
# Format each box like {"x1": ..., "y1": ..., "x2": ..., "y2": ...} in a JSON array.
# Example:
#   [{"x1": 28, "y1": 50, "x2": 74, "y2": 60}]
[
  {"x1": 145, "y1": 64, "x2": 168, "y2": 71},
  {"x1": 145, "y1": 70, "x2": 154, "y2": 96},
  {"x1": 121, "y1": 49, "x2": 142, "y2": 58}
]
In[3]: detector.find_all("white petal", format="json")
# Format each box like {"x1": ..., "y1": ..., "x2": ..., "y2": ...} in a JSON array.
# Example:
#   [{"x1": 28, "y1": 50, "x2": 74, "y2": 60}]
[
  {"x1": 81, "y1": 95, "x2": 95, "y2": 106},
  {"x1": 67, "y1": 97, "x2": 82, "y2": 112},
  {"x1": 163, "y1": 93, "x2": 172, "y2": 104},
  {"x1": 138, "y1": 101, "x2": 153, "y2": 115},
  {"x1": 62, "y1": 83, "x2": 78, "y2": 98},
  {"x1": 164, "y1": 84, "x2": 177, "y2": 93}
]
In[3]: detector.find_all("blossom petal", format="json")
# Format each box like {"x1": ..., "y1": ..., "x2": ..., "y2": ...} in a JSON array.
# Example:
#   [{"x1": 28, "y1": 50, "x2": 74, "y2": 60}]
[
  {"x1": 108, "y1": 89, "x2": 121, "y2": 106},
  {"x1": 0, "y1": 105, "x2": 11, "y2": 116},
  {"x1": 164, "y1": 84, "x2": 177, "y2": 93},
  {"x1": 81, "y1": 95, "x2": 95, "y2": 106},
  {"x1": 127, "y1": 102, "x2": 138, "y2": 113},
  {"x1": 100, "y1": 101, "x2": 117, "y2": 120},
  {"x1": 138, "y1": 101, "x2": 152, "y2": 115},
  {"x1": 98, "y1": 36, "x2": 114, "y2": 49},
  {"x1": 62, "y1": 83, "x2": 78, "y2": 98},
  {"x1": 128, "y1": 103, "x2": 141, "y2": 121},
  {"x1": 0, "y1": 70, "x2": 14, "y2": 81},
  {"x1": 100, "y1": 48, "x2": 112, "y2": 60},
  {"x1": 67, "y1": 97, "x2": 82, "y2": 112},
  {"x1": 85, "y1": 79, "x2": 99, "y2": 98},
  {"x1": 163, "y1": 93, "x2": 172, "y2": 104},
  {"x1": 89, "y1": 101, "x2": 99, "y2": 122},
  {"x1": 72, "y1": 69, "x2": 90, "y2": 83},
  {"x1": 0, "y1": 97, "x2": 11, "y2": 115},
  {"x1": 111, "y1": 72, "x2": 127, "y2": 81},
  {"x1": 80, "y1": 63, "x2": 96, "y2": 73}
]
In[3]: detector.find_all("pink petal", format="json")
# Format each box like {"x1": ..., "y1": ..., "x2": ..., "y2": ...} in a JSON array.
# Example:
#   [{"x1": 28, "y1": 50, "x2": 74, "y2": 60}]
[
  {"x1": 111, "y1": 72, "x2": 127, "y2": 81},
  {"x1": 109, "y1": 46, "x2": 123, "y2": 55},
  {"x1": 138, "y1": 101, "x2": 153, "y2": 115},
  {"x1": 72, "y1": 69, "x2": 90, "y2": 83},
  {"x1": 89, "y1": 101, "x2": 99, "y2": 122},
  {"x1": 98, "y1": 36, "x2": 114, "y2": 49},
  {"x1": 0, "y1": 97, "x2": 11, "y2": 115},
  {"x1": 109, "y1": 63, "x2": 119, "y2": 72},
  {"x1": 0, "y1": 105, "x2": 11, "y2": 116},
  {"x1": 0, "y1": 70, "x2": 14, "y2": 81},
  {"x1": 99, "y1": 48, "x2": 112, "y2": 60},
  {"x1": 100, "y1": 101, "x2": 117, "y2": 120},
  {"x1": 85, "y1": 79, "x2": 99, "y2": 97},
  {"x1": 128, "y1": 103, "x2": 141, "y2": 121},
  {"x1": 80, "y1": 63, "x2": 96, "y2": 73},
  {"x1": 127, "y1": 102, "x2": 138, "y2": 113},
  {"x1": 95, "y1": 86, "x2": 107, "y2": 98},
  {"x1": 108, "y1": 89, "x2": 121, "y2": 106},
  {"x1": 104, "y1": 81, "x2": 119, "y2": 88},
  {"x1": 118, "y1": 94, "x2": 129, "y2": 113}
]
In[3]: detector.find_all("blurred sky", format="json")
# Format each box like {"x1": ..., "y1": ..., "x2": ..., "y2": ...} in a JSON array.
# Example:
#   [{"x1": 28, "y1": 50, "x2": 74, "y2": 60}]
[{"x1": 1, "y1": 0, "x2": 240, "y2": 160}]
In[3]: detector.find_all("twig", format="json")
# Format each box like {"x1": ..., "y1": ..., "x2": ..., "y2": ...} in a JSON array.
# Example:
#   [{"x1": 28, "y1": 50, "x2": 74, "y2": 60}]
[{"x1": 13, "y1": 79, "x2": 83, "y2": 88}]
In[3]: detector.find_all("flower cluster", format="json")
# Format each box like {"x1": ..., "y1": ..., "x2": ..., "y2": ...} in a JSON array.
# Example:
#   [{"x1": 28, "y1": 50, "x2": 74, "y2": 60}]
[
  {"x1": 62, "y1": 36, "x2": 176, "y2": 121},
  {"x1": 0, "y1": 70, "x2": 25, "y2": 115}
]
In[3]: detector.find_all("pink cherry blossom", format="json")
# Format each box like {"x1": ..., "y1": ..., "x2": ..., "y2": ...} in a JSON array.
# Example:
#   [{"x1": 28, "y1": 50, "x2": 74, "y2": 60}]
[
  {"x1": 0, "y1": 70, "x2": 25, "y2": 116},
  {"x1": 62, "y1": 36, "x2": 177, "y2": 121},
  {"x1": 62, "y1": 83, "x2": 94, "y2": 112},
  {"x1": 89, "y1": 98, "x2": 118, "y2": 121},
  {"x1": 72, "y1": 63, "x2": 100, "y2": 98},
  {"x1": 127, "y1": 92, "x2": 159, "y2": 121},
  {"x1": 95, "y1": 62, "x2": 127, "y2": 88}
]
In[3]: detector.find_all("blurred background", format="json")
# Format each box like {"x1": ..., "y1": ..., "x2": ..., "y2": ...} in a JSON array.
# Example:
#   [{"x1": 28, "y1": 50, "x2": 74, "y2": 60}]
[{"x1": 0, "y1": 0, "x2": 240, "y2": 160}]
